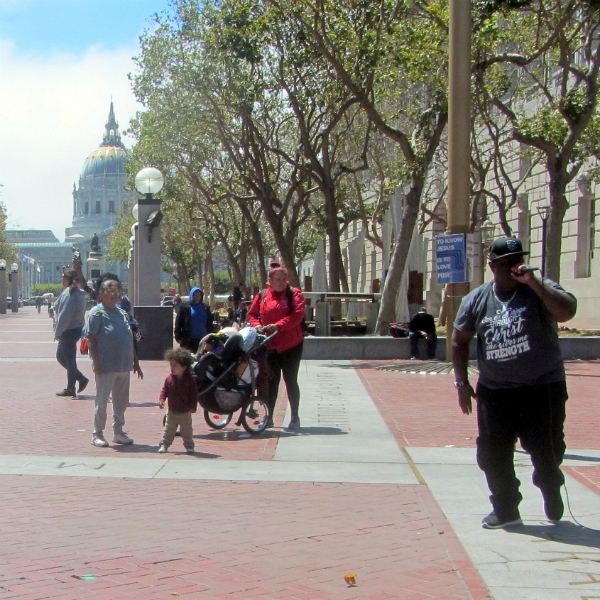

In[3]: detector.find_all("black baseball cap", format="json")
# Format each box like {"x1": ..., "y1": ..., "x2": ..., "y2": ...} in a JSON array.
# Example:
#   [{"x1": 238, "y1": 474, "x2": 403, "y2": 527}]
[{"x1": 488, "y1": 236, "x2": 529, "y2": 262}]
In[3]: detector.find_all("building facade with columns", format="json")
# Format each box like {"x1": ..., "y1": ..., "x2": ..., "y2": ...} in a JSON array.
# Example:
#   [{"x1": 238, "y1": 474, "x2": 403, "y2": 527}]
[{"x1": 301, "y1": 169, "x2": 599, "y2": 329}]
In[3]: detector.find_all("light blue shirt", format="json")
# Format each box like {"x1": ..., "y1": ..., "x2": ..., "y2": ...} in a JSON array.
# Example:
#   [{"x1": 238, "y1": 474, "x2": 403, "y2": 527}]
[{"x1": 86, "y1": 305, "x2": 133, "y2": 373}]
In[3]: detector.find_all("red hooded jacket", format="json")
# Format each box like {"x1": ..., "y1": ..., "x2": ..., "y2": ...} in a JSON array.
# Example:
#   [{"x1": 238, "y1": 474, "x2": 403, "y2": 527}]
[{"x1": 247, "y1": 286, "x2": 305, "y2": 353}]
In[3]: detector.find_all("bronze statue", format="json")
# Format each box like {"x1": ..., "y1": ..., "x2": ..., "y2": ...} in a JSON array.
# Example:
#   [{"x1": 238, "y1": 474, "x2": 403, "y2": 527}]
[{"x1": 91, "y1": 233, "x2": 100, "y2": 253}]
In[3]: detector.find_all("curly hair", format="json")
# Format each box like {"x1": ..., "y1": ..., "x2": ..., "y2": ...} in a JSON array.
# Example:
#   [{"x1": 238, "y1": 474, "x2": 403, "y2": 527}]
[{"x1": 164, "y1": 347, "x2": 193, "y2": 368}]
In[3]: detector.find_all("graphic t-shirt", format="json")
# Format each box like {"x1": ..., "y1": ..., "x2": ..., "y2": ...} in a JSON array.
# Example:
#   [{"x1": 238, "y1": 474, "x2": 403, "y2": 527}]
[{"x1": 454, "y1": 280, "x2": 570, "y2": 389}]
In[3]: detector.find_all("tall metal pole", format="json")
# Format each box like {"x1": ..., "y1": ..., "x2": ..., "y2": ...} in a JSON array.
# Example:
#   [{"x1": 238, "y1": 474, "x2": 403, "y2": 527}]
[{"x1": 446, "y1": 0, "x2": 472, "y2": 361}]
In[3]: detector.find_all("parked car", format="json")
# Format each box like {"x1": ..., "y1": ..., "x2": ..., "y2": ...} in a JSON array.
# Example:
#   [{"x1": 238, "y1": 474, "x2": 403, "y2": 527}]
[
  {"x1": 6, "y1": 297, "x2": 23, "y2": 308},
  {"x1": 161, "y1": 296, "x2": 175, "y2": 307},
  {"x1": 24, "y1": 296, "x2": 40, "y2": 306}
]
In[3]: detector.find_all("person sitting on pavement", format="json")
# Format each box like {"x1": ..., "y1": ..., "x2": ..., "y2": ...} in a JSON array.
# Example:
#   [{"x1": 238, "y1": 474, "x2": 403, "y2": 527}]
[
  {"x1": 247, "y1": 265, "x2": 305, "y2": 430},
  {"x1": 54, "y1": 268, "x2": 89, "y2": 397},
  {"x1": 452, "y1": 236, "x2": 577, "y2": 529},
  {"x1": 158, "y1": 348, "x2": 197, "y2": 454},
  {"x1": 174, "y1": 287, "x2": 214, "y2": 353},
  {"x1": 85, "y1": 279, "x2": 144, "y2": 448},
  {"x1": 409, "y1": 306, "x2": 437, "y2": 360}
]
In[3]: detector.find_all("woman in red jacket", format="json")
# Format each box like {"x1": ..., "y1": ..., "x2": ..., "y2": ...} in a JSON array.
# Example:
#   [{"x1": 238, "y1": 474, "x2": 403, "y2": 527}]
[{"x1": 247, "y1": 266, "x2": 305, "y2": 429}]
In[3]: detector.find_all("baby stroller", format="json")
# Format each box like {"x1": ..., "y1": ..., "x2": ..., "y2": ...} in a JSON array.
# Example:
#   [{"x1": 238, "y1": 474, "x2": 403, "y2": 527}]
[{"x1": 194, "y1": 327, "x2": 275, "y2": 435}]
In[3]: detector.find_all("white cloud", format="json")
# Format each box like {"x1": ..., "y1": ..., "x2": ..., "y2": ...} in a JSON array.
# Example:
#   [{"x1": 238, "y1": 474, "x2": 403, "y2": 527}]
[{"x1": 0, "y1": 39, "x2": 143, "y2": 239}]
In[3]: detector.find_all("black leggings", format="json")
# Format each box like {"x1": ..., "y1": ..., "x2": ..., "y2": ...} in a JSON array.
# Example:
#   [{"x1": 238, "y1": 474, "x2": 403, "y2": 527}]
[{"x1": 267, "y1": 342, "x2": 303, "y2": 420}]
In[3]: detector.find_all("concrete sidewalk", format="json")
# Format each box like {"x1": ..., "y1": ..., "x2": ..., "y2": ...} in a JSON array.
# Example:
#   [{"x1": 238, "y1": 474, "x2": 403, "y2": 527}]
[{"x1": 1, "y1": 308, "x2": 600, "y2": 599}]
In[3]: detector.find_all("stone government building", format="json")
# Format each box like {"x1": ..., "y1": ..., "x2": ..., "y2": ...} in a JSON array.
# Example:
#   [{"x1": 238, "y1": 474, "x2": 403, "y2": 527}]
[{"x1": 8, "y1": 102, "x2": 136, "y2": 295}]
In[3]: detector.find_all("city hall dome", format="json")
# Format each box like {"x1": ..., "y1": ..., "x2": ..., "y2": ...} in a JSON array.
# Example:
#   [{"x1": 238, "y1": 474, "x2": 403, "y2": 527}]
[{"x1": 81, "y1": 144, "x2": 129, "y2": 178}]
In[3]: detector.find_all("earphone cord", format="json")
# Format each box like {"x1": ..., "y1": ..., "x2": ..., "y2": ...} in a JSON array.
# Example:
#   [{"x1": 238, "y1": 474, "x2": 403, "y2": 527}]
[{"x1": 563, "y1": 477, "x2": 600, "y2": 532}]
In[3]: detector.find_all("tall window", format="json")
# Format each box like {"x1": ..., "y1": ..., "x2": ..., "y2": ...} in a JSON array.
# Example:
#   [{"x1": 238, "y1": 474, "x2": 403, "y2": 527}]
[
  {"x1": 575, "y1": 184, "x2": 595, "y2": 278},
  {"x1": 108, "y1": 200, "x2": 115, "y2": 214},
  {"x1": 84, "y1": 202, "x2": 89, "y2": 215},
  {"x1": 95, "y1": 201, "x2": 101, "y2": 214}
]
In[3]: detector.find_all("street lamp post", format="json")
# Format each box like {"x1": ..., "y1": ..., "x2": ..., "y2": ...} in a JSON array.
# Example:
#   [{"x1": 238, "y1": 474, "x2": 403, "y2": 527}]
[
  {"x1": 537, "y1": 205, "x2": 550, "y2": 277},
  {"x1": 480, "y1": 219, "x2": 496, "y2": 255},
  {"x1": 0, "y1": 259, "x2": 7, "y2": 314},
  {"x1": 133, "y1": 167, "x2": 172, "y2": 360},
  {"x1": 134, "y1": 167, "x2": 164, "y2": 306},
  {"x1": 480, "y1": 219, "x2": 496, "y2": 282},
  {"x1": 10, "y1": 262, "x2": 19, "y2": 313}
]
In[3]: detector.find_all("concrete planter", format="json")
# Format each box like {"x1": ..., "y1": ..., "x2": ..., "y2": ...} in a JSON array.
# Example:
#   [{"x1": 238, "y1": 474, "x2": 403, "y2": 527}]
[{"x1": 301, "y1": 336, "x2": 600, "y2": 361}]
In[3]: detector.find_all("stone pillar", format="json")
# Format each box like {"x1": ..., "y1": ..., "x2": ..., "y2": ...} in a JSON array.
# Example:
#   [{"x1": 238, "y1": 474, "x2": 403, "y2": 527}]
[
  {"x1": 135, "y1": 200, "x2": 162, "y2": 306},
  {"x1": 11, "y1": 270, "x2": 19, "y2": 313},
  {"x1": 0, "y1": 268, "x2": 6, "y2": 314}
]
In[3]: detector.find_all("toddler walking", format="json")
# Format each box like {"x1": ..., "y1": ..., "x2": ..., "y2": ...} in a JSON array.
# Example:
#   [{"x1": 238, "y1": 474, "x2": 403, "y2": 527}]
[{"x1": 158, "y1": 348, "x2": 198, "y2": 453}]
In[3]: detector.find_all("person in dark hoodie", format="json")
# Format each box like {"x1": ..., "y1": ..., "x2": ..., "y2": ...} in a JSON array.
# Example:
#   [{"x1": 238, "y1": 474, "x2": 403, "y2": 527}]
[{"x1": 174, "y1": 287, "x2": 214, "y2": 353}]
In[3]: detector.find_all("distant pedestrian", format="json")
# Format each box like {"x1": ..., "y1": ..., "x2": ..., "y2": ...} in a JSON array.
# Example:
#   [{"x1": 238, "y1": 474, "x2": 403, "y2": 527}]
[
  {"x1": 232, "y1": 284, "x2": 244, "y2": 310},
  {"x1": 409, "y1": 306, "x2": 437, "y2": 359},
  {"x1": 35, "y1": 295, "x2": 43, "y2": 313},
  {"x1": 174, "y1": 287, "x2": 214, "y2": 353},
  {"x1": 85, "y1": 279, "x2": 143, "y2": 448},
  {"x1": 173, "y1": 294, "x2": 182, "y2": 315},
  {"x1": 54, "y1": 269, "x2": 89, "y2": 397},
  {"x1": 158, "y1": 348, "x2": 197, "y2": 454},
  {"x1": 452, "y1": 236, "x2": 577, "y2": 529}
]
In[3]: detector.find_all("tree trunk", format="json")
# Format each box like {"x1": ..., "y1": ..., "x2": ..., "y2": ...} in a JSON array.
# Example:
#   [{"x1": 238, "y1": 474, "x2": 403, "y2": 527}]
[
  {"x1": 375, "y1": 188, "x2": 421, "y2": 334},
  {"x1": 546, "y1": 179, "x2": 569, "y2": 283},
  {"x1": 177, "y1": 265, "x2": 191, "y2": 295},
  {"x1": 205, "y1": 250, "x2": 216, "y2": 310}
]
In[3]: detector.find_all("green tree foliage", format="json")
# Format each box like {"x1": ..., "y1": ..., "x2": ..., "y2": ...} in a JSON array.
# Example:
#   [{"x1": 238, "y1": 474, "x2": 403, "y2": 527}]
[
  {"x1": 473, "y1": 0, "x2": 600, "y2": 281},
  {"x1": 0, "y1": 203, "x2": 16, "y2": 264},
  {"x1": 265, "y1": 0, "x2": 451, "y2": 332}
]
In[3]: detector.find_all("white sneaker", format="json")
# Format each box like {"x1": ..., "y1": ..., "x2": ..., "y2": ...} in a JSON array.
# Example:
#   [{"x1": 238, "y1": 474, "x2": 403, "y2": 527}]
[
  {"x1": 158, "y1": 446, "x2": 167, "y2": 453},
  {"x1": 91, "y1": 435, "x2": 108, "y2": 447},
  {"x1": 112, "y1": 432, "x2": 134, "y2": 445}
]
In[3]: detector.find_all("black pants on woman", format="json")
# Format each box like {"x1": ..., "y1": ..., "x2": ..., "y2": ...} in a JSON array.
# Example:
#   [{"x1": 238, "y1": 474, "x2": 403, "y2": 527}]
[
  {"x1": 266, "y1": 341, "x2": 303, "y2": 421},
  {"x1": 476, "y1": 380, "x2": 567, "y2": 521}
]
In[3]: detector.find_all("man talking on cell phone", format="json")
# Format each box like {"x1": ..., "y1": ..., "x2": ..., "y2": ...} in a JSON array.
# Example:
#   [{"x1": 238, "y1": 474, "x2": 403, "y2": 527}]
[{"x1": 451, "y1": 236, "x2": 577, "y2": 529}]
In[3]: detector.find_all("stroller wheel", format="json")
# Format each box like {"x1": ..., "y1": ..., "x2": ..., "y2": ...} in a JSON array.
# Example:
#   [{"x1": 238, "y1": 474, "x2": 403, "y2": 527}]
[
  {"x1": 204, "y1": 409, "x2": 233, "y2": 430},
  {"x1": 241, "y1": 397, "x2": 269, "y2": 435}
]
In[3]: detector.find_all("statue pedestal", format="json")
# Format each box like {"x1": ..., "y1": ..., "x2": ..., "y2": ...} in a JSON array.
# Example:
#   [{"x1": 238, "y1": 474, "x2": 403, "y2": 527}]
[{"x1": 134, "y1": 306, "x2": 173, "y2": 360}]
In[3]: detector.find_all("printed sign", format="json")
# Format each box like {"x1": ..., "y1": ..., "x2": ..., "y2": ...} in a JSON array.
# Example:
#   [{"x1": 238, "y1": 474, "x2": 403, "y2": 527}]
[{"x1": 436, "y1": 233, "x2": 468, "y2": 284}]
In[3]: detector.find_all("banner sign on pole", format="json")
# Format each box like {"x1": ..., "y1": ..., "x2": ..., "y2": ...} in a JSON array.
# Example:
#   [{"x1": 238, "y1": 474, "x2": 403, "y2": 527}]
[{"x1": 436, "y1": 233, "x2": 468, "y2": 284}]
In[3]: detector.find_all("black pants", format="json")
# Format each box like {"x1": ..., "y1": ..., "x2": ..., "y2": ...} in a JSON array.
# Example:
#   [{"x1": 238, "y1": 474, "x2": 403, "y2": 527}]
[
  {"x1": 267, "y1": 342, "x2": 303, "y2": 421},
  {"x1": 476, "y1": 381, "x2": 567, "y2": 520}
]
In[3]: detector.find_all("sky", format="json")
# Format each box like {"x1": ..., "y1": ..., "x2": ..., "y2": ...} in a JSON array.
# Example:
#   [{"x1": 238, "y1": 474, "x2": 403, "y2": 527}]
[{"x1": 0, "y1": 0, "x2": 172, "y2": 241}]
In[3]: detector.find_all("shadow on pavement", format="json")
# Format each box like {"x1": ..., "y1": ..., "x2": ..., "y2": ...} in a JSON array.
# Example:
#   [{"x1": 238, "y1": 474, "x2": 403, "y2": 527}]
[
  {"x1": 507, "y1": 521, "x2": 600, "y2": 549},
  {"x1": 110, "y1": 444, "x2": 221, "y2": 459},
  {"x1": 197, "y1": 426, "x2": 347, "y2": 441},
  {"x1": 563, "y1": 453, "x2": 600, "y2": 462}
]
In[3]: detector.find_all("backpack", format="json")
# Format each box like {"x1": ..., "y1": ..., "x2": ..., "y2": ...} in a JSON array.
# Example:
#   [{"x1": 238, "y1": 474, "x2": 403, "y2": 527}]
[{"x1": 260, "y1": 286, "x2": 307, "y2": 335}]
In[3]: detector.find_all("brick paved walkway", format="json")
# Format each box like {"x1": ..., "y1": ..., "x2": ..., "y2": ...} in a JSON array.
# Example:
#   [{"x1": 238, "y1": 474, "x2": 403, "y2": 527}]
[{"x1": 2, "y1": 309, "x2": 600, "y2": 598}]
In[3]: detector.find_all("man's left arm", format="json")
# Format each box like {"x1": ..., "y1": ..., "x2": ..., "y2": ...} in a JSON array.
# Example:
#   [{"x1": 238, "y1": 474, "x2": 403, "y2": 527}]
[{"x1": 512, "y1": 268, "x2": 577, "y2": 323}]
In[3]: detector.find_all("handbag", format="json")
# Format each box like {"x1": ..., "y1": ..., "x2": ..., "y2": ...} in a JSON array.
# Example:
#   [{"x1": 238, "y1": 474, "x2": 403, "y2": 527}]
[{"x1": 79, "y1": 337, "x2": 88, "y2": 355}]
